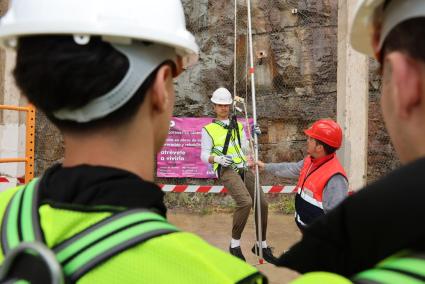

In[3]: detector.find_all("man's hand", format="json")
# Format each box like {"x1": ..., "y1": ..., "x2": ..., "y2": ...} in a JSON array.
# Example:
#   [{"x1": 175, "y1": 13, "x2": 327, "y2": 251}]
[
  {"x1": 256, "y1": 160, "x2": 266, "y2": 171},
  {"x1": 214, "y1": 155, "x2": 233, "y2": 167},
  {"x1": 247, "y1": 158, "x2": 266, "y2": 171}
]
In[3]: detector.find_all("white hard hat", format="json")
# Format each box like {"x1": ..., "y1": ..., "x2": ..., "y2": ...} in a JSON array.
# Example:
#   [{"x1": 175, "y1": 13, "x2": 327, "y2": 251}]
[
  {"x1": 211, "y1": 88, "x2": 233, "y2": 105},
  {"x1": 0, "y1": 0, "x2": 199, "y2": 67},
  {"x1": 0, "y1": 0, "x2": 200, "y2": 123},
  {"x1": 351, "y1": 0, "x2": 425, "y2": 57}
]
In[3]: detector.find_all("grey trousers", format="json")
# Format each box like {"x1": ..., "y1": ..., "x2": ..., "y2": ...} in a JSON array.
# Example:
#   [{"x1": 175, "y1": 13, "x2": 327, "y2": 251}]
[{"x1": 220, "y1": 167, "x2": 268, "y2": 240}]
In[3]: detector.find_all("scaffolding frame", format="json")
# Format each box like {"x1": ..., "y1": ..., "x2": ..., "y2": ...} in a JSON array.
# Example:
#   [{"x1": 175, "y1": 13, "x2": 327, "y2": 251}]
[{"x1": 0, "y1": 104, "x2": 35, "y2": 184}]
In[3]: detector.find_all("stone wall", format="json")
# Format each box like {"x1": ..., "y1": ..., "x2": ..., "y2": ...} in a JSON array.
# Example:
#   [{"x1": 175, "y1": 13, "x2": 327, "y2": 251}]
[{"x1": 34, "y1": 112, "x2": 63, "y2": 177}]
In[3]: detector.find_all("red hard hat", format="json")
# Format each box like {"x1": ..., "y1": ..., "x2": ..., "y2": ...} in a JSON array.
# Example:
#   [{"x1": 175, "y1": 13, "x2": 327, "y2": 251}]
[{"x1": 304, "y1": 119, "x2": 343, "y2": 149}]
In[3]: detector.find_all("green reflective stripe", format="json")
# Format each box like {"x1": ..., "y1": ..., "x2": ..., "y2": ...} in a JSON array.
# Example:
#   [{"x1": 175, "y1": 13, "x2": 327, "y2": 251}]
[
  {"x1": 211, "y1": 148, "x2": 223, "y2": 156},
  {"x1": 56, "y1": 212, "x2": 166, "y2": 262},
  {"x1": 6, "y1": 189, "x2": 24, "y2": 250},
  {"x1": 63, "y1": 221, "x2": 177, "y2": 275},
  {"x1": 289, "y1": 272, "x2": 352, "y2": 284},
  {"x1": 20, "y1": 179, "x2": 38, "y2": 242},
  {"x1": 355, "y1": 269, "x2": 424, "y2": 284},
  {"x1": 379, "y1": 258, "x2": 425, "y2": 278},
  {"x1": 13, "y1": 280, "x2": 30, "y2": 284},
  {"x1": 213, "y1": 120, "x2": 228, "y2": 128}
]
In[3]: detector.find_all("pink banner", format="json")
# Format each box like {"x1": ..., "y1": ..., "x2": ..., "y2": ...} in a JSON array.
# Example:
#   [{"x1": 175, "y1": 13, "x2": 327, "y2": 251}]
[{"x1": 157, "y1": 117, "x2": 252, "y2": 179}]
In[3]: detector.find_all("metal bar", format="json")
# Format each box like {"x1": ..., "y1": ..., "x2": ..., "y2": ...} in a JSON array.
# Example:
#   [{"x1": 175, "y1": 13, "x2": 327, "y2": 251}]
[
  {"x1": 0, "y1": 158, "x2": 27, "y2": 163},
  {"x1": 0, "y1": 104, "x2": 36, "y2": 184},
  {"x1": 0, "y1": 105, "x2": 30, "y2": 112},
  {"x1": 25, "y1": 105, "x2": 36, "y2": 183},
  {"x1": 247, "y1": 0, "x2": 263, "y2": 262}
]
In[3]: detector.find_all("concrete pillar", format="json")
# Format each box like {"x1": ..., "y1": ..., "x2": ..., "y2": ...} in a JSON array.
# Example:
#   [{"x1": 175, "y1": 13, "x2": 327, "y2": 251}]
[{"x1": 337, "y1": 0, "x2": 369, "y2": 191}]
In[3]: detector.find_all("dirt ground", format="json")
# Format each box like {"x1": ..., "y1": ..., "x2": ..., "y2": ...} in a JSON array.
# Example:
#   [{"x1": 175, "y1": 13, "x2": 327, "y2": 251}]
[{"x1": 168, "y1": 211, "x2": 302, "y2": 284}]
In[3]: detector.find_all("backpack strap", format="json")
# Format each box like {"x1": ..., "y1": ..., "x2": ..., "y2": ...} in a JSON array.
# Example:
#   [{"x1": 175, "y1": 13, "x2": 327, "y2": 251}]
[
  {"x1": 1, "y1": 179, "x2": 179, "y2": 283},
  {"x1": 1, "y1": 178, "x2": 44, "y2": 255},
  {"x1": 54, "y1": 209, "x2": 178, "y2": 282},
  {"x1": 353, "y1": 253, "x2": 425, "y2": 284}
]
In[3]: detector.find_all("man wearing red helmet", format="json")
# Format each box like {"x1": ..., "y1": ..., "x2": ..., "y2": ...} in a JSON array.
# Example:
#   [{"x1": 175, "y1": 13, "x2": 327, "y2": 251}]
[{"x1": 258, "y1": 119, "x2": 348, "y2": 231}]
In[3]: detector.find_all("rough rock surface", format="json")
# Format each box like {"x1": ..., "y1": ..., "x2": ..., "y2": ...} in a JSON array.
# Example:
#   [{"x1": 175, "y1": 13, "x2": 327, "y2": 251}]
[{"x1": 34, "y1": 112, "x2": 63, "y2": 176}]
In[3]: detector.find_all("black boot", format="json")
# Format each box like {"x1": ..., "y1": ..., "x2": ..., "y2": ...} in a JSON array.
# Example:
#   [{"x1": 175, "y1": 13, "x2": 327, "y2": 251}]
[
  {"x1": 251, "y1": 244, "x2": 278, "y2": 264},
  {"x1": 229, "y1": 246, "x2": 246, "y2": 261}
]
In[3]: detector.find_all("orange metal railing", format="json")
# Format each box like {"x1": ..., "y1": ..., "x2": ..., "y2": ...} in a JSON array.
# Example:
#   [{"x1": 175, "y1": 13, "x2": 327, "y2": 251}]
[{"x1": 0, "y1": 104, "x2": 35, "y2": 184}]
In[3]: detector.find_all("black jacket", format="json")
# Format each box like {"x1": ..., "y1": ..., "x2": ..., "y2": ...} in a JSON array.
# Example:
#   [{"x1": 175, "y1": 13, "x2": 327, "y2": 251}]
[
  {"x1": 39, "y1": 164, "x2": 167, "y2": 216},
  {"x1": 277, "y1": 157, "x2": 425, "y2": 277}
]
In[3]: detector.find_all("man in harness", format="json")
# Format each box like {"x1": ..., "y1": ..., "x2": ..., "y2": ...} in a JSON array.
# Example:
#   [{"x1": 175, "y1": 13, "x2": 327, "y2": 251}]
[
  {"x1": 257, "y1": 119, "x2": 348, "y2": 231},
  {"x1": 0, "y1": 0, "x2": 267, "y2": 283},
  {"x1": 201, "y1": 87, "x2": 276, "y2": 264}
]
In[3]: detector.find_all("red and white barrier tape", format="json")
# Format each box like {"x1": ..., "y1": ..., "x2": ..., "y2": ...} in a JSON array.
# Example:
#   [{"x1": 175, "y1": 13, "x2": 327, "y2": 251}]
[
  {"x1": 0, "y1": 177, "x2": 21, "y2": 192},
  {"x1": 160, "y1": 184, "x2": 296, "y2": 193},
  {"x1": 0, "y1": 177, "x2": 296, "y2": 194},
  {"x1": 0, "y1": 177, "x2": 25, "y2": 184}
]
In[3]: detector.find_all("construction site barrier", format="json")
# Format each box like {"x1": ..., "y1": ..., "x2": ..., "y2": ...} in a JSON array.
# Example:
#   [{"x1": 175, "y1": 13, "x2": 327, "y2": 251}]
[
  {"x1": 160, "y1": 184, "x2": 296, "y2": 193},
  {"x1": 0, "y1": 104, "x2": 36, "y2": 184}
]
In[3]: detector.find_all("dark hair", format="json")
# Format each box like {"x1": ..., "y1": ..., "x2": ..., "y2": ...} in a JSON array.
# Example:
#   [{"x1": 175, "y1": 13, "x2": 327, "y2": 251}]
[
  {"x1": 314, "y1": 139, "x2": 337, "y2": 155},
  {"x1": 14, "y1": 36, "x2": 162, "y2": 132},
  {"x1": 382, "y1": 18, "x2": 425, "y2": 63},
  {"x1": 383, "y1": 0, "x2": 392, "y2": 10}
]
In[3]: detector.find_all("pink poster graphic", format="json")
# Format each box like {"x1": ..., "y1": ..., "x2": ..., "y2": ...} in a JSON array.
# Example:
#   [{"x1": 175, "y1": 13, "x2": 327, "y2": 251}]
[{"x1": 157, "y1": 117, "x2": 252, "y2": 179}]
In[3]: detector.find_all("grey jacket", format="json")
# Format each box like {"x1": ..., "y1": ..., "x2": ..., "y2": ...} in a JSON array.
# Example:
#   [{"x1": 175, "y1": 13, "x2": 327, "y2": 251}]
[{"x1": 265, "y1": 160, "x2": 348, "y2": 213}]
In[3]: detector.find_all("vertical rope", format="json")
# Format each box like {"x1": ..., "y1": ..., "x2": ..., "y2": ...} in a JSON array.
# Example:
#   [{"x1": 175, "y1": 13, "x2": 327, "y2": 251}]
[
  {"x1": 233, "y1": 0, "x2": 238, "y2": 105},
  {"x1": 246, "y1": 0, "x2": 263, "y2": 263}
]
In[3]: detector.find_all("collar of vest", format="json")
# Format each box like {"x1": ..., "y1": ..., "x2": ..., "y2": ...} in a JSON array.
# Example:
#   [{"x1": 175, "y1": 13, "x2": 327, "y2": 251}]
[
  {"x1": 38, "y1": 164, "x2": 167, "y2": 216},
  {"x1": 308, "y1": 153, "x2": 335, "y2": 168},
  {"x1": 213, "y1": 119, "x2": 230, "y2": 129}
]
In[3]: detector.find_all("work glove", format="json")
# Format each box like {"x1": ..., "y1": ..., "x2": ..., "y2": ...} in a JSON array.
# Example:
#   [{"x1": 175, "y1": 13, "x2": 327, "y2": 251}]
[
  {"x1": 251, "y1": 124, "x2": 261, "y2": 137},
  {"x1": 214, "y1": 155, "x2": 233, "y2": 167}
]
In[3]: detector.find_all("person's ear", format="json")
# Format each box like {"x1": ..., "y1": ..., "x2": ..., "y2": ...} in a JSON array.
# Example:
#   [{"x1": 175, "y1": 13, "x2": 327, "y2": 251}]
[
  {"x1": 316, "y1": 144, "x2": 324, "y2": 153},
  {"x1": 386, "y1": 52, "x2": 422, "y2": 119},
  {"x1": 150, "y1": 64, "x2": 174, "y2": 112}
]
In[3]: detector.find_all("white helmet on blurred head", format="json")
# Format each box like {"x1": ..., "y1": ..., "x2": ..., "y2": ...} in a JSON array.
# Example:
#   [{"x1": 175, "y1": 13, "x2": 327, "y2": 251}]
[
  {"x1": 211, "y1": 88, "x2": 233, "y2": 105},
  {"x1": 351, "y1": 0, "x2": 425, "y2": 58},
  {"x1": 0, "y1": 0, "x2": 200, "y2": 123},
  {"x1": 0, "y1": 0, "x2": 199, "y2": 67}
]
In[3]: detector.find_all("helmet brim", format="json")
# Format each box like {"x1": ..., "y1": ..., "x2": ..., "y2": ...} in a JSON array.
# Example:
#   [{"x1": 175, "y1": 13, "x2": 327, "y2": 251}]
[
  {"x1": 210, "y1": 98, "x2": 232, "y2": 105},
  {"x1": 350, "y1": 0, "x2": 385, "y2": 57}
]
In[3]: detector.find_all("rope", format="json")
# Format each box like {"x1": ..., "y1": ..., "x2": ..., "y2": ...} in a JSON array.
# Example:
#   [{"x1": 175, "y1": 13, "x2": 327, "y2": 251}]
[
  {"x1": 246, "y1": 0, "x2": 264, "y2": 263},
  {"x1": 243, "y1": 23, "x2": 260, "y2": 260},
  {"x1": 233, "y1": 0, "x2": 238, "y2": 108}
]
